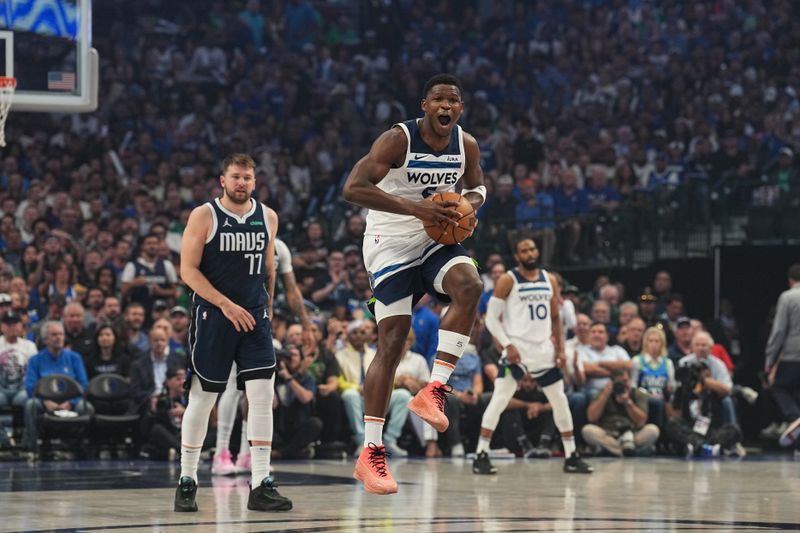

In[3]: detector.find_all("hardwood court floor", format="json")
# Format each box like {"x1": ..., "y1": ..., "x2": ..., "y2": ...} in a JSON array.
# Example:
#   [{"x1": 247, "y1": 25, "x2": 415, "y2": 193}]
[{"x1": 1, "y1": 456, "x2": 798, "y2": 532}]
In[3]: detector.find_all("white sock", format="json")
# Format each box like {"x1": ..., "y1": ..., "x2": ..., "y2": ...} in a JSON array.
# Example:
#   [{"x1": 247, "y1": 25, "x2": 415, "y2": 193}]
[
  {"x1": 180, "y1": 446, "x2": 202, "y2": 482},
  {"x1": 364, "y1": 416, "x2": 385, "y2": 448},
  {"x1": 430, "y1": 359, "x2": 456, "y2": 384},
  {"x1": 563, "y1": 435, "x2": 576, "y2": 458},
  {"x1": 251, "y1": 445, "x2": 271, "y2": 486},
  {"x1": 476, "y1": 435, "x2": 491, "y2": 454},
  {"x1": 239, "y1": 420, "x2": 250, "y2": 456}
]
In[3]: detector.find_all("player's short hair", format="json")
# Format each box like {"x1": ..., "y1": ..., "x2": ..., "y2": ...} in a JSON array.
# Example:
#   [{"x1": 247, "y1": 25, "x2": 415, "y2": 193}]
[
  {"x1": 221, "y1": 153, "x2": 256, "y2": 174},
  {"x1": 423, "y1": 73, "x2": 464, "y2": 99},
  {"x1": 788, "y1": 263, "x2": 800, "y2": 282},
  {"x1": 513, "y1": 236, "x2": 537, "y2": 254}
]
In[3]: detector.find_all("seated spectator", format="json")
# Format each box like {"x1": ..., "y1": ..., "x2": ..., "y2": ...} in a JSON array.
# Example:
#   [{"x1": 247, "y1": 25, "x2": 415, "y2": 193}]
[
  {"x1": 631, "y1": 326, "x2": 675, "y2": 429},
  {"x1": 139, "y1": 364, "x2": 186, "y2": 460},
  {"x1": 305, "y1": 321, "x2": 343, "y2": 444},
  {"x1": 168, "y1": 306, "x2": 190, "y2": 355},
  {"x1": 0, "y1": 311, "x2": 37, "y2": 407},
  {"x1": 660, "y1": 293, "x2": 685, "y2": 335},
  {"x1": 129, "y1": 327, "x2": 185, "y2": 415},
  {"x1": 335, "y1": 320, "x2": 410, "y2": 457},
  {"x1": 22, "y1": 320, "x2": 92, "y2": 451},
  {"x1": 478, "y1": 262, "x2": 506, "y2": 316},
  {"x1": 618, "y1": 317, "x2": 646, "y2": 357},
  {"x1": 62, "y1": 302, "x2": 95, "y2": 360},
  {"x1": 583, "y1": 369, "x2": 659, "y2": 456},
  {"x1": 394, "y1": 330, "x2": 441, "y2": 457},
  {"x1": 480, "y1": 174, "x2": 518, "y2": 238},
  {"x1": 441, "y1": 335, "x2": 484, "y2": 457},
  {"x1": 123, "y1": 302, "x2": 149, "y2": 354},
  {"x1": 590, "y1": 300, "x2": 617, "y2": 342},
  {"x1": 617, "y1": 301, "x2": 640, "y2": 329},
  {"x1": 667, "y1": 316, "x2": 693, "y2": 364},
  {"x1": 638, "y1": 292, "x2": 673, "y2": 343},
  {"x1": 273, "y1": 345, "x2": 322, "y2": 459},
  {"x1": 84, "y1": 325, "x2": 136, "y2": 380},
  {"x1": 552, "y1": 168, "x2": 588, "y2": 264},
  {"x1": 666, "y1": 354, "x2": 743, "y2": 458},
  {"x1": 678, "y1": 331, "x2": 737, "y2": 427},
  {"x1": 310, "y1": 249, "x2": 351, "y2": 314},
  {"x1": 579, "y1": 322, "x2": 631, "y2": 398},
  {"x1": 514, "y1": 177, "x2": 556, "y2": 267}
]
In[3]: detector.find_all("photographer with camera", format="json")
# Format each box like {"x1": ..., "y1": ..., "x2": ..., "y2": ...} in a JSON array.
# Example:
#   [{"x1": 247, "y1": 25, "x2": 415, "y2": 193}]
[
  {"x1": 139, "y1": 365, "x2": 187, "y2": 460},
  {"x1": 582, "y1": 368, "x2": 660, "y2": 456},
  {"x1": 272, "y1": 344, "x2": 322, "y2": 460},
  {"x1": 667, "y1": 331, "x2": 743, "y2": 457}
]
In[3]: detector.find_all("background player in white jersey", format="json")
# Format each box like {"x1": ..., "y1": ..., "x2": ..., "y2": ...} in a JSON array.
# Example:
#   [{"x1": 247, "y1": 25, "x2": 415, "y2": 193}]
[
  {"x1": 474, "y1": 238, "x2": 593, "y2": 475},
  {"x1": 174, "y1": 154, "x2": 291, "y2": 512},
  {"x1": 211, "y1": 237, "x2": 314, "y2": 476},
  {"x1": 343, "y1": 73, "x2": 485, "y2": 494}
]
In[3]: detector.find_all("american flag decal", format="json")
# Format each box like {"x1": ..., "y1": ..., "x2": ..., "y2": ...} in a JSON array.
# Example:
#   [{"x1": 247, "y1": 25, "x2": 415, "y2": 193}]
[{"x1": 47, "y1": 71, "x2": 76, "y2": 91}]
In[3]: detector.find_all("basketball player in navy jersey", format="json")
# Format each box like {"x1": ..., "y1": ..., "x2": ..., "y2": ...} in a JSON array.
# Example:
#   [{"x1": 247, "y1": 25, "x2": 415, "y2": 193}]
[
  {"x1": 174, "y1": 153, "x2": 292, "y2": 512},
  {"x1": 343, "y1": 73, "x2": 486, "y2": 494},
  {"x1": 474, "y1": 237, "x2": 593, "y2": 475}
]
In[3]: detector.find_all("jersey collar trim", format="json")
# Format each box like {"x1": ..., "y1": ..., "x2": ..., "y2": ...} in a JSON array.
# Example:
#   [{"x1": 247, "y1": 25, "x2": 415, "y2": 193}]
[{"x1": 214, "y1": 197, "x2": 256, "y2": 224}]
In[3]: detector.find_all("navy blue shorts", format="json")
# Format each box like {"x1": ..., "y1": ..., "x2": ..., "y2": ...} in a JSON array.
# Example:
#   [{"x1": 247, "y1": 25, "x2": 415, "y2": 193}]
[
  {"x1": 188, "y1": 304, "x2": 276, "y2": 392},
  {"x1": 499, "y1": 360, "x2": 563, "y2": 388},
  {"x1": 371, "y1": 244, "x2": 472, "y2": 307}
]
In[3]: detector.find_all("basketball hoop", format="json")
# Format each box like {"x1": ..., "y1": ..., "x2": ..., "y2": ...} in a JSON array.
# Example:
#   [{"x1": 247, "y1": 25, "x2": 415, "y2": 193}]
[{"x1": 0, "y1": 77, "x2": 17, "y2": 148}]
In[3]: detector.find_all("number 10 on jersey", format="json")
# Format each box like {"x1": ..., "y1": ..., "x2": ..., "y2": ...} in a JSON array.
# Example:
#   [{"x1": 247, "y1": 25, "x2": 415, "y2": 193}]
[{"x1": 529, "y1": 303, "x2": 548, "y2": 320}]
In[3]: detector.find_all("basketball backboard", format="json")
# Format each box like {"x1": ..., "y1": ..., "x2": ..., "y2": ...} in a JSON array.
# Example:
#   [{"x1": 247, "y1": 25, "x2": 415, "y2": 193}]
[{"x1": 0, "y1": 0, "x2": 98, "y2": 112}]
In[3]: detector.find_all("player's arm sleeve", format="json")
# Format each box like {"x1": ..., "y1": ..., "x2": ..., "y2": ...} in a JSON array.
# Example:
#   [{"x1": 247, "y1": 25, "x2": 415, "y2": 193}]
[
  {"x1": 485, "y1": 296, "x2": 512, "y2": 349},
  {"x1": 120, "y1": 262, "x2": 135, "y2": 283},
  {"x1": 765, "y1": 292, "x2": 788, "y2": 368},
  {"x1": 275, "y1": 239, "x2": 293, "y2": 275},
  {"x1": 164, "y1": 261, "x2": 178, "y2": 283}
]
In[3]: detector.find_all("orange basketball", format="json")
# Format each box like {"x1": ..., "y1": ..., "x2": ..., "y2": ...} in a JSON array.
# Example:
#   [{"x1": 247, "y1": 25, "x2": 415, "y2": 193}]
[{"x1": 423, "y1": 191, "x2": 476, "y2": 245}]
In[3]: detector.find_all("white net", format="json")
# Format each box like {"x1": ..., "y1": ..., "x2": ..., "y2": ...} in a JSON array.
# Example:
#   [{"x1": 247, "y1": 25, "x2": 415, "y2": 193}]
[{"x1": 0, "y1": 78, "x2": 17, "y2": 148}]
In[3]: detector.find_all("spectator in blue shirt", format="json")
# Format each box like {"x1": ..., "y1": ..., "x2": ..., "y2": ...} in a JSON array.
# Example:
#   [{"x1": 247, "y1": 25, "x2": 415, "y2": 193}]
[
  {"x1": 552, "y1": 168, "x2": 589, "y2": 264},
  {"x1": 443, "y1": 341, "x2": 484, "y2": 457},
  {"x1": 411, "y1": 296, "x2": 440, "y2": 366},
  {"x1": 22, "y1": 320, "x2": 92, "y2": 451},
  {"x1": 515, "y1": 176, "x2": 556, "y2": 267}
]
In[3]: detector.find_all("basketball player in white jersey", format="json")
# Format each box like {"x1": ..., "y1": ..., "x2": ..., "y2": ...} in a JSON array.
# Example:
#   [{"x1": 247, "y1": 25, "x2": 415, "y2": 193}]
[
  {"x1": 474, "y1": 238, "x2": 593, "y2": 475},
  {"x1": 211, "y1": 237, "x2": 314, "y2": 476},
  {"x1": 343, "y1": 73, "x2": 485, "y2": 494}
]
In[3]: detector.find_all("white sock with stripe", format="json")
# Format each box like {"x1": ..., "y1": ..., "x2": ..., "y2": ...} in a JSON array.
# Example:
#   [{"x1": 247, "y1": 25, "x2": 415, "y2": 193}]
[
  {"x1": 364, "y1": 416, "x2": 385, "y2": 448},
  {"x1": 430, "y1": 359, "x2": 456, "y2": 384}
]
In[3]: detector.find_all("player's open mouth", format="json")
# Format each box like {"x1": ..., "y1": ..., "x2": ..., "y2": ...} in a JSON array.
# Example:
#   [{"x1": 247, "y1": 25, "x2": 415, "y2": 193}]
[{"x1": 437, "y1": 115, "x2": 451, "y2": 126}]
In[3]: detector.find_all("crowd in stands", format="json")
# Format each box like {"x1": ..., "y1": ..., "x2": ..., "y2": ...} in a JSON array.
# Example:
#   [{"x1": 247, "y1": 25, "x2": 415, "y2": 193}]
[{"x1": 1, "y1": 0, "x2": 799, "y2": 460}]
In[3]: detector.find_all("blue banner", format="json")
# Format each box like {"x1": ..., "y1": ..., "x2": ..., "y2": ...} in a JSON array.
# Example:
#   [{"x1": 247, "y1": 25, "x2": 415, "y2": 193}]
[{"x1": 0, "y1": 0, "x2": 78, "y2": 40}]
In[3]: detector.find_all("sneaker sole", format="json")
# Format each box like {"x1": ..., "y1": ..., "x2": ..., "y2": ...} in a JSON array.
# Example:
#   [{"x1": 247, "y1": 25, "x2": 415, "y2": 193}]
[
  {"x1": 353, "y1": 463, "x2": 398, "y2": 494},
  {"x1": 247, "y1": 502, "x2": 293, "y2": 512},
  {"x1": 407, "y1": 396, "x2": 449, "y2": 432},
  {"x1": 174, "y1": 503, "x2": 198, "y2": 512},
  {"x1": 779, "y1": 419, "x2": 800, "y2": 447},
  {"x1": 472, "y1": 468, "x2": 497, "y2": 475}
]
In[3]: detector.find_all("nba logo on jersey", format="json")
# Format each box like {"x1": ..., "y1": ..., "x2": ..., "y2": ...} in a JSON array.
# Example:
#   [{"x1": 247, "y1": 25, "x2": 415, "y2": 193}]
[
  {"x1": 202, "y1": 311, "x2": 208, "y2": 320},
  {"x1": 374, "y1": 235, "x2": 380, "y2": 244}
]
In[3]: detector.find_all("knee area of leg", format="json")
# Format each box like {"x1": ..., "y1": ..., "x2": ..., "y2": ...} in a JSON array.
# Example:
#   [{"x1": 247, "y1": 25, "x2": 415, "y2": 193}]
[{"x1": 453, "y1": 276, "x2": 483, "y2": 304}]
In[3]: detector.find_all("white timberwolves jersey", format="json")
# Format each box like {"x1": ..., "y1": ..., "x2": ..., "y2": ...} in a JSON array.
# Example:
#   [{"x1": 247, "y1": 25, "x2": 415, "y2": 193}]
[
  {"x1": 504, "y1": 268, "x2": 554, "y2": 345},
  {"x1": 365, "y1": 118, "x2": 466, "y2": 236}
]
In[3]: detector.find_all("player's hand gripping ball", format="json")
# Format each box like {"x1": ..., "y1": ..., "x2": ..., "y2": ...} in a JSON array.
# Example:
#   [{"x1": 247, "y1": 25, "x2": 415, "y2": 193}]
[{"x1": 423, "y1": 191, "x2": 477, "y2": 245}]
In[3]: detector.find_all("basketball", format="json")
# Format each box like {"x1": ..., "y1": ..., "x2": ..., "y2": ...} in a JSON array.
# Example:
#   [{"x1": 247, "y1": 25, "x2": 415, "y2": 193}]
[{"x1": 423, "y1": 191, "x2": 476, "y2": 245}]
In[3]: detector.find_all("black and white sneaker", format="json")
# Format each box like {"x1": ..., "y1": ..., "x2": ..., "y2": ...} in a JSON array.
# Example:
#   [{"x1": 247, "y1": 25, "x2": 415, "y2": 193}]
[
  {"x1": 563, "y1": 453, "x2": 593, "y2": 474},
  {"x1": 174, "y1": 476, "x2": 198, "y2": 512},
  {"x1": 248, "y1": 476, "x2": 293, "y2": 511},
  {"x1": 472, "y1": 451, "x2": 497, "y2": 475}
]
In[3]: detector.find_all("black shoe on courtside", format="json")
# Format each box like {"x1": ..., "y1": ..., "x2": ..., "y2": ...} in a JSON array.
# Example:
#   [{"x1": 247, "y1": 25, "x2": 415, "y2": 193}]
[
  {"x1": 564, "y1": 452, "x2": 594, "y2": 474},
  {"x1": 472, "y1": 451, "x2": 497, "y2": 475},
  {"x1": 248, "y1": 476, "x2": 293, "y2": 511},
  {"x1": 174, "y1": 476, "x2": 198, "y2": 512}
]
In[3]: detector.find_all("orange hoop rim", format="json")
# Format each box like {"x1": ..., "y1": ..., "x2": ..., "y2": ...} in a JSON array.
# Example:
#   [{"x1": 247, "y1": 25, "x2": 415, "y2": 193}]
[{"x1": 0, "y1": 77, "x2": 17, "y2": 88}]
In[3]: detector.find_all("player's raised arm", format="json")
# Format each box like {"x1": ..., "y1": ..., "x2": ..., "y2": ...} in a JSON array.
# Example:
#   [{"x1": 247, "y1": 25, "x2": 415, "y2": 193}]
[
  {"x1": 265, "y1": 207, "x2": 278, "y2": 320},
  {"x1": 460, "y1": 132, "x2": 487, "y2": 213},
  {"x1": 342, "y1": 128, "x2": 461, "y2": 227},
  {"x1": 180, "y1": 205, "x2": 255, "y2": 332}
]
